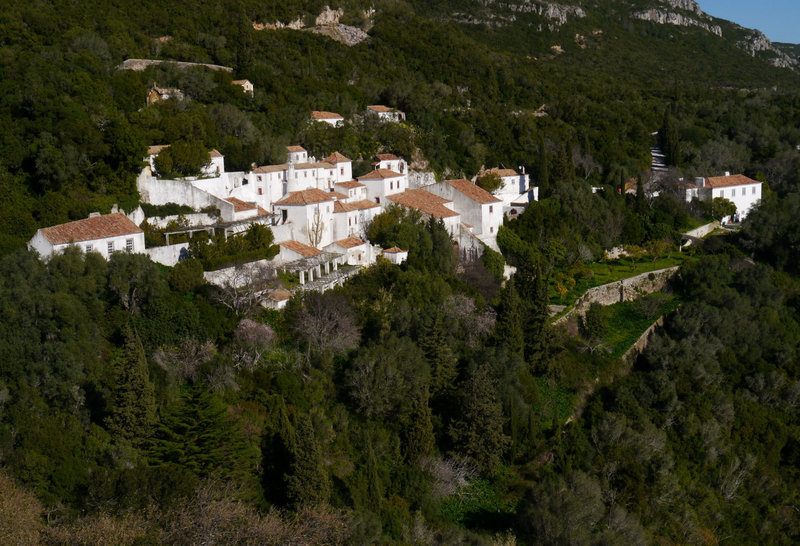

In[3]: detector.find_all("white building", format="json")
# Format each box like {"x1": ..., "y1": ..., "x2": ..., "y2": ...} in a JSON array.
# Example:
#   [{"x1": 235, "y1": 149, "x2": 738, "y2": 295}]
[
  {"x1": 373, "y1": 153, "x2": 407, "y2": 175},
  {"x1": 425, "y1": 178, "x2": 503, "y2": 240},
  {"x1": 325, "y1": 237, "x2": 370, "y2": 265},
  {"x1": 311, "y1": 111, "x2": 345, "y2": 127},
  {"x1": 335, "y1": 180, "x2": 367, "y2": 202},
  {"x1": 274, "y1": 189, "x2": 337, "y2": 248},
  {"x1": 482, "y1": 168, "x2": 538, "y2": 214},
  {"x1": 386, "y1": 189, "x2": 461, "y2": 236},
  {"x1": 367, "y1": 105, "x2": 406, "y2": 122},
  {"x1": 286, "y1": 146, "x2": 308, "y2": 164},
  {"x1": 28, "y1": 213, "x2": 145, "y2": 259},
  {"x1": 686, "y1": 173, "x2": 763, "y2": 223},
  {"x1": 325, "y1": 152, "x2": 352, "y2": 182},
  {"x1": 146, "y1": 145, "x2": 225, "y2": 177},
  {"x1": 333, "y1": 199, "x2": 381, "y2": 239},
  {"x1": 358, "y1": 168, "x2": 406, "y2": 205},
  {"x1": 232, "y1": 79, "x2": 254, "y2": 96},
  {"x1": 382, "y1": 247, "x2": 408, "y2": 265}
]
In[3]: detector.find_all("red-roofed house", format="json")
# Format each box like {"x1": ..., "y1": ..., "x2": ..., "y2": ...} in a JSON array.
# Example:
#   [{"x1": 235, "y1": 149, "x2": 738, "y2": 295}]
[
  {"x1": 232, "y1": 79, "x2": 254, "y2": 96},
  {"x1": 332, "y1": 199, "x2": 381, "y2": 240},
  {"x1": 29, "y1": 213, "x2": 145, "y2": 259},
  {"x1": 286, "y1": 145, "x2": 308, "y2": 164},
  {"x1": 482, "y1": 167, "x2": 535, "y2": 211},
  {"x1": 689, "y1": 172, "x2": 763, "y2": 222},
  {"x1": 426, "y1": 179, "x2": 503, "y2": 240},
  {"x1": 386, "y1": 189, "x2": 461, "y2": 235},
  {"x1": 311, "y1": 111, "x2": 344, "y2": 127},
  {"x1": 325, "y1": 152, "x2": 352, "y2": 181},
  {"x1": 325, "y1": 237, "x2": 370, "y2": 265},
  {"x1": 373, "y1": 153, "x2": 406, "y2": 175},
  {"x1": 382, "y1": 246, "x2": 408, "y2": 265},
  {"x1": 274, "y1": 189, "x2": 337, "y2": 247},
  {"x1": 366, "y1": 105, "x2": 405, "y2": 122},
  {"x1": 334, "y1": 180, "x2": 367, "y2": 202},
  {"x1": 358, "y1": 168, "x2": 406, "y2": 205},
  {"x1": 224, "y1": 197, "x2": 260, "y2": 221}
]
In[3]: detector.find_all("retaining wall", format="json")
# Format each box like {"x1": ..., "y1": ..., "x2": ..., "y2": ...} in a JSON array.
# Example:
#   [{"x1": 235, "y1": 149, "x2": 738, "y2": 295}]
[
  {"x1": 553, "y1": 266, "x2": 679, "y2": 326},
  {"x1": 144, "y1": 243, "x2": 190, "y2": 266}
]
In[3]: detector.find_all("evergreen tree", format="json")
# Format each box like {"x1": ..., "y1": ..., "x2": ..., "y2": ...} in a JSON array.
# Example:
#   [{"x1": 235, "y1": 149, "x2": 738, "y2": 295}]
[
  {"x1": 286, "y1": 413, "x2": 330, "y2": 506},
  {"x1": 552, "y1": 142, "x2": 575, "y2": 186},
  {"x1": 660, "y1": 105, "x2": 681, "y2": 166},
  {"x1": 449, "y1": 365, "x2": 509, "y2": 475},
  {"x1": 419, "y1": 314, "x2": 458, "y2": 398},
  {"x1": 515, "y1": 263, "x2": 552, "y2": 371},
  {"x1": 403, "y1": 388, "x2": 435, "y2": 463},
  {"x1": 537, "y1": 134, "x2": 550, "y2": 197},
  {"x1": 105, "y1": 324, "x2": 156, "y2": 442},
  {"x1": 261, "y1": 396, "x2": 296, "y2": 506},
  {"x1": 494, "y1": 281, "x2": 525, "y2": 356}
]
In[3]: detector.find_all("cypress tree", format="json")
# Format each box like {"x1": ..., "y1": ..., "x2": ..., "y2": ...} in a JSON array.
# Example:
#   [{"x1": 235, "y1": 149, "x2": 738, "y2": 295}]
[
  {"x1": 262, "y1": 396, "x2": 296, "y2": 506},
  {"x1": 494, "y1": 281, "x2": 525, "y2": 356},
  {"x1": 106, "y1": 324, "x2": 156, "y2": 443},
  {"x1": 537, "y1": 134, "x2": 550, "y2": 197},
  {"x1": 403, "y1": 388, "x2": 435, "y2": 463},
  {"x1": 420, "y1": 314, "x2": 458, "y2": 398},
  {"x1": 448, "y1": 365, "x2": 509, "y2": 475},
  {"x1": 660, "y1": 105, "x2": 680, "y2": 166},
  {"x1": 286, "y1": 413, "x2": 330, "y2": 506}
]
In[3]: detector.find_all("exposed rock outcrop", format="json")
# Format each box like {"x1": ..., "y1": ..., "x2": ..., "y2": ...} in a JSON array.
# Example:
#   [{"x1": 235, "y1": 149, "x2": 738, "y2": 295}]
[
  {"x1": 737, "y1": 29, "x2": 799, "y2": 69},
  {"x1": 452, "y1": 1, "x2": 585, "y2": 28},
  {"x1": 632, "y1": 9, "x2": 722, "y2": 36},
  {"x1": 253, "y1": 6, "x2": 369, "y2": 46}
]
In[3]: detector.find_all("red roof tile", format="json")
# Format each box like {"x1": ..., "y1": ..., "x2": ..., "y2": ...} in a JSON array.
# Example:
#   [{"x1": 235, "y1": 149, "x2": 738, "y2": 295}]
[
  {"x1": 358, "y1": 168, "x2": 403, "y2": 180},
  {"x1": 286, "y1": 145, "x2": 306, "y2": 153},
  {"x1": 209, "y1": 149, "x2": 223, "y2": 158},
  {"x1": 375, "y1": 153, "x2": 401, "y2": 161},
  {"x1": 705, "y1": 174, "x2": 761, "y2": 188},
  {"x1": 486, "y1": 168, "x2": 519, "y2": 178},
  {"x1": 40, "y1": 213, "x2": 142, "y2": 246},
  {"x1": 387, "y1": 189, "x2": 459, "y2": 219},
  {"x1": 333, "y1": 201, "x2": 355, "y2": 213},
  {"x1": 311, "y1": 111, "x2": 344, "y2": 120},
  {"x1": 274, "y1": 188, "x2": 336, "y2": 206},
  {"x1": 383, "y1": 247, "x2": 406, "y2": 254},
  {"x1": 334, "y1": 237, "x2": 365, "y2": 249},
  {"x1": 147, "y1": 144, "x2": 170, "y2": 156},
  {"x1": 325, "y1": 152, "x2": 351, "y2": 163},
  {"x1": 225, "y1": 197, "x2": 256, "y2": 212},
  {"x1": 279, "y1": 240, "x2": 322, "y2": 258},
  {"x1": 444, "y1": 178, "x2": 501, "y2": 204},
  {"x1": 336, "y1": 180, "x2": 365, "y2": 189},
  {"x1": 266, "y1": 288, "x2": 292, "y2": 301},
  {"x1": 350, "y1": 200, "x2": 381, "y2": 210},
  {"x1": 251, "y1": 164, "x2": 288, "y2": 174},
  {"x1": 331, "y1": 191, "x2": 349, "y2": 200},
  {"x1": 368, "y1": 105, "x2": 402, "y2": 113}
]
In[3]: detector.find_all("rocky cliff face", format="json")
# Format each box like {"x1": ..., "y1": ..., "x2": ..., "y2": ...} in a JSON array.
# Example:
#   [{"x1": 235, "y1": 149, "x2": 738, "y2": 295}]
[
  {"x1": 737, "y1": 29, "x2": 799, "y2": 69},
  {"x1": 631, "y1": 0, "x2": 721, "y2": 36},
  {"x1": 452, "y1": 0, "x2": 585, "y2": 28}
]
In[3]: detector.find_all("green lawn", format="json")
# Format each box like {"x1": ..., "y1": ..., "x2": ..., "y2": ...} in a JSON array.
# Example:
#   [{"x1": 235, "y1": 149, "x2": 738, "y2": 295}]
[
  {"x1": 549, "y1": 253, "x2": 690, "y2": 307},
  {"x1": 601, "y1": 295, "x2": 681, "y2": 359}
]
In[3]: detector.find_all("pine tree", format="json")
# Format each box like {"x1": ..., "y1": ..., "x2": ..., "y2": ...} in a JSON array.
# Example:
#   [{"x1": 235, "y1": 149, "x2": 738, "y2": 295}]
[
  {"x1": 106, "y1": 324, "x2": 156, "y2": 442},
  {"x1": 420, "y1": 314, "x2": 458, "y2": 397},
  {"x1": 494, "y1": 281, "x2": 525, "y2": 356},
  {"x1": 403, "y1": 388, "x2": 435, "y2": 463},
  {"x1": 537, "y1": 135, "x2": 550, "y2": 197},
  {"x1": 660, "y1": 105, "x2": 680, "y2": 166},
  {"x1": 286, "y1": 413, "x2": 330, "y2": 506},
  {"x1": 448, "y1": 365, "x2": 509, "y2": 475}
]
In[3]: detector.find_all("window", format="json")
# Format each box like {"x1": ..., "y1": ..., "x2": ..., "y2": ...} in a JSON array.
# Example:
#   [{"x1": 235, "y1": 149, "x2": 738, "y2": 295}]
[
  {"x1": 390, "y1": 181, "x2": 393, "y2": 190},
  {"x1": 258, "y1": 175, "x2": 262, "y2": 182},
  {"x1": 126, "y1": 239, "x2": 133, "y2": 252},
  {"x1": 489, "y1": 205, "x2": 493, "y2": 213},
  {"x1": 107, "y1": 241, "x2": 114, "y2": 254},
  {"x1": 752, "y1": 187, "x2": 756, "y2": 194},
  {"x1": 340, "y1": 168, "x2": 344, "y2": 175},
  {"x1": 348, "y1": 218, "x2": 351, "y2": 226},
  {"x1": 85, "y1": 244, "x2": 93, "y2": 253},
  {"x1": 731, "y1": 189, "x2": 735, "y2": 197},
  {"x1": 720, "y1": 190, "x2": 724, "y2": 198},
  {"x1": 376, "y1": 197, "x2": 380, "y2": 204},
  {"x1": 258, "y1": 188, "x2": 262, "y2": 195}
]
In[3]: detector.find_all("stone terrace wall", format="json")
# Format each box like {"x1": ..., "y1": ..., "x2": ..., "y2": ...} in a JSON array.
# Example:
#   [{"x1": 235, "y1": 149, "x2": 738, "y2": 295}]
[
  {"x1": 118, "y1": 59, "x2": 233, "y2": 73},
  {"x1": 553, "y1": 266, "x2": 679, "y2": 326},
  {"x1": 622, "y1": 316, "x2": 666, "y2": 363}
]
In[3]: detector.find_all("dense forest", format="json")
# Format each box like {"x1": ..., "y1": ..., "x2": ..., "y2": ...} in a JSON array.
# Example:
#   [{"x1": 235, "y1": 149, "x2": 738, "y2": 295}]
[{"x1": 3, "y1": 0, "x2": 800, "y2": 544}]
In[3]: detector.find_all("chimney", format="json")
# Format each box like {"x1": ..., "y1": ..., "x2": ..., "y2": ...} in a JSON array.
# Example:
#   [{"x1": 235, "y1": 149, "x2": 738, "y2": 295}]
[
  {"x1": 88, "y1": 212, "x2": 101, "y2": 218},
  {"x1": 724, "y1": 171, "x2": 730, "y2": 176},
  {"x1": 695, "y1": 177, "x2": 705, "y2": 188}
]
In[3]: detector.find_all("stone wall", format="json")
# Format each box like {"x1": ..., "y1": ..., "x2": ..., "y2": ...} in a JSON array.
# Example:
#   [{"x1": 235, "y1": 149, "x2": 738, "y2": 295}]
[
  {"x1": 117, "y1": 58, "x2": 233, "y2": 73},
  {"x1": 553, "y1": 266, "x2": 679, "y2": 326},
  {"x1": 144, "y1": 243, "x2": 190, "y2": 267},
  {"x1": 137, "y1": 173, "x2": 234, "y2": 220},
  {"x1": 408, "y1": 170, "x2": 436, "y2": 189},
  {"x1": 622, "y1": 316, "x2": 666, "y2": 364},
  {"x1": 147, "y1": 213, "x2": 219, "y2": 229},
  {"x1": 684, "y1": 220, "x2": 720, "y2": 239}
]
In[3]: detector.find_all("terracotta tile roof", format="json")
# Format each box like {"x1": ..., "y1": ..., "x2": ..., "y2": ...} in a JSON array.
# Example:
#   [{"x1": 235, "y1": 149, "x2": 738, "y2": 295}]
[
  {"x1": 368, "y1": 105, "x2": 401, "y2": 113},
  {"x1": 325, "y1": 152, "x2": 351, "y2": 163},
  {"x1": 350, "y1": 200, "x2": 381, "y2": 210},
  {"x1": 336, "y1": 180, "x2": 365, "y2": 189},
  {"x1": 147, "y1": 144, "x2": 170, "y2": 156},
  {"x1": 232, "y1": 79, "x2": 251, "y2": 85},
  {"x1": 333, "y1": 237, "x2": 365, "y2": 249},
  {"x1": 387, "y1": 189, "x2": 459, "y2": 219},
  {"x1": 311, "y1": 111, "x2": 344, "y2": 120},
  {"x1": 383, "y1": 247, "x2": 406, "y2": 254},
  {"x1": 333, "y1": 201, "x2": 355, "y2": 213},
  {"x1": 257, "y1": 206, "x2": 271, "y2": 216},
  {"x1": 486, "y1": 168, "x2": 519, "y2": 178},
  {"x1": 40, "y1": 213, "x2": 143, "y2": 245},
  {"x1": 358, "y1": 168, "x2": 403, "y2": 180},
  {"x1": 444, "y1": 178, "x2": 501, "y2": 204},
  {"x1": 266, "y1": 288, "x2": 292, "y2": 301},
  {"x1": 225, "y1": 197, "x2": 256, "y2": 212},
  {"x1": 375, "y1": 153, "x2": 401, "y2": 161},
  {"x1": 279, "y1": 240, "x2": 322, "y2": 258},
  {"x1": 331, "y1": 191, "x2": 349, "y2": 200},
  {"x1": 251, "y1": 164, "x2": 288, "y2": 174},
  {"x1": 705, "y1": 174, "x2": 761, "y2": 188},
  {"x1": 286, "y1": 145, "x2": 306, "y2": 153},
  {"x1": 294, "y1": 161, "x2": 334, "y2": 170},
  {"x1": 274, "y1": 188, "x2": 336, "y2": 206},
  {"x1": 209, "y1": 149, "x2": 223, "y2": 158}
]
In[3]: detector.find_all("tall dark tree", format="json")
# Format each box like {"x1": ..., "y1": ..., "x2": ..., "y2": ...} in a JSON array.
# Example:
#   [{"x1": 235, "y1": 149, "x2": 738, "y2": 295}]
[
  {"x1": 403, "y1": 388, "x2": 436, "y2": 463},
  {"x1": 449, "y1": 365, "x2": 509, "y2": 474},
  {"x1": 286, "y1": 413, "x2": 330, "y2": 506},
  {"x1": 537, "y1": 134, "x2": 550, "y2": 197},
  {"x1": 105, "y1": 324, "x2": 156, "y2": 442},
  {"x1": 660, "y1": 105, "x2": 680, "y2": 166},
  {"x1": 419, "y1": 314, "x2": 458, "y2": 398}
]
